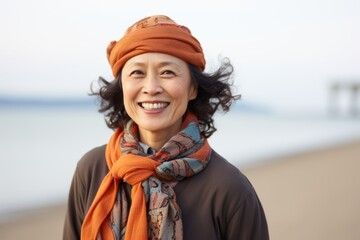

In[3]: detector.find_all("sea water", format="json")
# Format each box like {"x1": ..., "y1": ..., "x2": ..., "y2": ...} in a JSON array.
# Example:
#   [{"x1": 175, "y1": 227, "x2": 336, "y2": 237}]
[{"x1": 0, "y1": 106, "x2": 359, "y2": 218}]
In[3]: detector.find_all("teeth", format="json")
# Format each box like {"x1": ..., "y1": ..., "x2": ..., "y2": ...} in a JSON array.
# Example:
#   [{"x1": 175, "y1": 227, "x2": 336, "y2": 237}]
[{"x1": 141, "y1": 102, "x2": 168, "y2": 110}]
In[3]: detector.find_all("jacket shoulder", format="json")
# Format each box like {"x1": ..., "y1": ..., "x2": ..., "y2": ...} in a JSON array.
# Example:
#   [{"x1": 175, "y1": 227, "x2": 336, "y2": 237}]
[
  {"x1": 208, "y1": 150, "x2": 254, "y2": 193},
  {"x1": 74, "y1": 145, "x2": 108, "y2": 199},
  {"x1": 76, "y1": 145, "x2": 108, "y2": 173}
]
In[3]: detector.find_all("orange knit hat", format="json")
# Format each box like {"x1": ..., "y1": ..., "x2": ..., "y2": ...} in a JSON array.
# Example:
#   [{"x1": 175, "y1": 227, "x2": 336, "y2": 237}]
[{"x1": 106, "y1": 15, "x2": 206, "y2": 77}]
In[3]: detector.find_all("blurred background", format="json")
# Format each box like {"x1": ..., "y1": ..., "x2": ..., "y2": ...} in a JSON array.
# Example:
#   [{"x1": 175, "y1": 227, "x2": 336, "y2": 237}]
[{"x1": 0, "y1": 0, "x2": 359, "y2": 239}]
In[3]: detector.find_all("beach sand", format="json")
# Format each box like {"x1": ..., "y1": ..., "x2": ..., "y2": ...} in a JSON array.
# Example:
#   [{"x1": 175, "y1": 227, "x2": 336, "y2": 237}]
[
  {"x1": 0, "y1": 140, "x2": 359, "y2": 240},
  {"x1": 242, "y1": 140, "x2": 360, "y2": 240}
]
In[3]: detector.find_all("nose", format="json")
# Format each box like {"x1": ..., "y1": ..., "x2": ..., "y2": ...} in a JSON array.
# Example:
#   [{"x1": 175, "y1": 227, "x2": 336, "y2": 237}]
[{"x1": 142, "y1": 73, "x2": 163, "y2": 95}]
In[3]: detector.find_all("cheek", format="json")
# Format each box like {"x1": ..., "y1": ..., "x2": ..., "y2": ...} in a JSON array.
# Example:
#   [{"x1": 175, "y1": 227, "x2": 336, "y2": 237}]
[
  {"x1": 171, "y1": 87, "x2": 189, "y2": 102},
  {"x1": 121, "y1": 88, "x2": 137, "y2": 113},
  {"x1": 121, "y1": 81, "x2": 129, "y2": 93},
  {"x1": 167, "y1": 81, "x2": 195, "y2": 100},
  {"x1": 121, "y1": 82, "x2": 136, "y2": 100}
]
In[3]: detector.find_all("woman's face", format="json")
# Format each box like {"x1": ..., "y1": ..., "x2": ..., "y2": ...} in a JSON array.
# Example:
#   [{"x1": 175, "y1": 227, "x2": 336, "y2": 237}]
[{"x1": 121, "y1": 52, "x2": 197, "y2": 141}]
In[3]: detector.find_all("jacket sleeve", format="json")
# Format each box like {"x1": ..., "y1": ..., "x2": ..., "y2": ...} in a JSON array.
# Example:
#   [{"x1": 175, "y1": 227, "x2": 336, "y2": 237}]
[
  {"x1": 63, "y1": 163, "x2": 87, "y2": 240},
  {"x1": 63, "y1": 145, "x2": 107, "y2": 240},
  {"x1": 226, "y1": 191, "x2": 269, "y2": 240}
]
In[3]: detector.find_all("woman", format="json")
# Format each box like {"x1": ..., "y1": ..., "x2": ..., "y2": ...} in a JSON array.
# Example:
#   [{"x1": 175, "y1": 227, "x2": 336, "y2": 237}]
[{"x1": 64, "y1": 15, "x2": 269, "y2": 240}]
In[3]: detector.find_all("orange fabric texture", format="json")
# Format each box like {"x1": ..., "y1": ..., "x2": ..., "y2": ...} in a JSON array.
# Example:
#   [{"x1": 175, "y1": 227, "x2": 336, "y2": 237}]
[
  {"x1": 106, "y1": 15, "x2": 205, "y2": 78},
  {"x1": 81, "y1": 128, "x2": 161, "y2": 240},
  {"x1": 81, "y1": 113, "x2": 211, "y2": 240}
]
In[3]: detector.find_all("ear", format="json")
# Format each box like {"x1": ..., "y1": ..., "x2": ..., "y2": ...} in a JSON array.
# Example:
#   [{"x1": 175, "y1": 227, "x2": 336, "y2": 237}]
[{"x1": 189, "y1": 83, "x2": 198, "y2": 100}]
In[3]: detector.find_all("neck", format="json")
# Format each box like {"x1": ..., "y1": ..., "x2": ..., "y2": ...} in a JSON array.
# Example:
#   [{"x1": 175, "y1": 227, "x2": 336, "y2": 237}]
[{"x1": 138, "y1": 124, "x2": 182, "y2": 151}]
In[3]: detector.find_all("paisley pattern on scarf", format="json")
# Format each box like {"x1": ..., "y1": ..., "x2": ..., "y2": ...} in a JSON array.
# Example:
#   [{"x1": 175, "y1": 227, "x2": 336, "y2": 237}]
[
  {"x1": 108, "y1": 183, "x2": 128, "y2": 240},
  {"x1": 103, "y1": 114, "x2": 211, "y2": 240}
]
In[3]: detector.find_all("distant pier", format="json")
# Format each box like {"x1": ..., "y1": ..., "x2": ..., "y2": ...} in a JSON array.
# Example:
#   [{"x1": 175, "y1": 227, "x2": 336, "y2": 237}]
[{"x1": 329, "y1": 81, "x2": 360, "y2": 117}]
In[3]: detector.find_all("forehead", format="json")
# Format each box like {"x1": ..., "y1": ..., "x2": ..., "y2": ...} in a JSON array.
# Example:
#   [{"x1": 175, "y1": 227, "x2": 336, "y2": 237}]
[{"x1": 123, "y1": 52, "x2": 188, "y2": 67}]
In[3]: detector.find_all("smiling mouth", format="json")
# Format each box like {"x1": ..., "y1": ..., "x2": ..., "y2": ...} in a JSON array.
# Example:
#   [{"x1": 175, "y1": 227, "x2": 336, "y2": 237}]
[{"x1": 139, "y1": 102, "x2": 169, "y2": 110}]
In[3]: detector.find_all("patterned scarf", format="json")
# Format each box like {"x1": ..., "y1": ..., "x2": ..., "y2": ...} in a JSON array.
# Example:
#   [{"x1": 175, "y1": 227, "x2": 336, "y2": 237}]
[{"x1": 81, "y1": 113, "x2": 211, "y2": 240}]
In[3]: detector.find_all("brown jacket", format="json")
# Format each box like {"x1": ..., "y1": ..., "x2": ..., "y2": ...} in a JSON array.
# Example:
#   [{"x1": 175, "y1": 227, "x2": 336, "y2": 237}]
[{"x1": 63, "y1": 145, "x2": 269, "y2": 239}]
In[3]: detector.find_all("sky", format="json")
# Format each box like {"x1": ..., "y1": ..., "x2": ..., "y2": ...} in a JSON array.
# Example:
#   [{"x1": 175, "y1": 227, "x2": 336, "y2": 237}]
[{"x1": 1, "y1": 0, "x2": 360, "y2": 114}]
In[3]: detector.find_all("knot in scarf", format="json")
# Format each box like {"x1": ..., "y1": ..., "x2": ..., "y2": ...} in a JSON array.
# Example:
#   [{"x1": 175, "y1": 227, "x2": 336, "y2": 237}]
[
  {"x1": 81, "y1": 113, "x2": 211, "y2": 240},
  {"x1": 110, "y1": 154, "x2": 160, "y2": 185}
]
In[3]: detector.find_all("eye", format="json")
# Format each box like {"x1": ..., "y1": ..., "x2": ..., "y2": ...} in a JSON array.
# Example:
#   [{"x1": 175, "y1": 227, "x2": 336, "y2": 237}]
[
  {"x1": 129, "y1": 70, "x2": 144, "y2": 76},
  {"x1": 161, "y1": 70, "x2": 176, "y2": 76}
]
